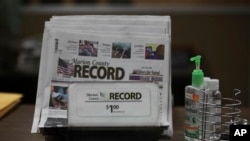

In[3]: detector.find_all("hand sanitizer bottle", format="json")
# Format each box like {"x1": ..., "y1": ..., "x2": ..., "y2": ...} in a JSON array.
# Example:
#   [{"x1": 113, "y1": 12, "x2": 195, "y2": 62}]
[
  {"x1": 184, "y1": 55, "x2": 204, "y2": 141},
  {"x1": 206, "y1": 78, "x2": 221, "y2": 140}
]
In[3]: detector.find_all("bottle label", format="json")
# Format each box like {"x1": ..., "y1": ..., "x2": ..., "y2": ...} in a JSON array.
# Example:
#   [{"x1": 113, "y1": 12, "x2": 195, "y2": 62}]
[{"x1": 185, "y1": 92, "x2": 200, "y2": 139}]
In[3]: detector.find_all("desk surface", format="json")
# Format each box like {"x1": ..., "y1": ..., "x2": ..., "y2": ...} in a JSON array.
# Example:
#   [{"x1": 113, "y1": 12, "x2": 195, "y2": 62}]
[{"x1": 0, "y1": 105, "x2": 249, "y2": 141}]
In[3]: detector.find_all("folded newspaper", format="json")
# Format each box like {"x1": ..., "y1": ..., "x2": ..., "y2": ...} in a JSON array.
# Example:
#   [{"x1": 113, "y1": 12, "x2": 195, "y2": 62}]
[{"x1": 31, "y1": 15, "x2": 173, "y2": 138}]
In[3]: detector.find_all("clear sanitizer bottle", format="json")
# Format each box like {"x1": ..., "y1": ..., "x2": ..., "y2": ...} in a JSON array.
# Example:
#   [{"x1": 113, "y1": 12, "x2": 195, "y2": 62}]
[
  {"x1": 205, "y1": 78, "x2": 221, "y2": 140},
  {"x1": 184, "y1": 55, "x2": 204, "y2": 141}
]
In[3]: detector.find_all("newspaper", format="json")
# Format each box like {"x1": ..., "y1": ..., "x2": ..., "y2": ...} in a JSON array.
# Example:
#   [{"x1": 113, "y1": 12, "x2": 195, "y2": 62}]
[
  {"x1": 32, "y1": 15, "x2": 172, "y2": 138},
  {"x1": 50, "y1": 15, "x2": 171, "y2": 27}
]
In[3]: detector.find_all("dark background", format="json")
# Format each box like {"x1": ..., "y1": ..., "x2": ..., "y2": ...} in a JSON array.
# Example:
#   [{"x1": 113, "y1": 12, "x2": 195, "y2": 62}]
[{"x1": 0, "y1": 0, "x2": 249, "y2": 106}]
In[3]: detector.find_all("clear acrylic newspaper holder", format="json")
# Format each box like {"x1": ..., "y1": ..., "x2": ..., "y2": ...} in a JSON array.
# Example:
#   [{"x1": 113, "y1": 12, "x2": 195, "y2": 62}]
[
  {"x1": 31, "y1": 15, "x2": 173, "y2": 141},
  {"x1": 41, "y1": 127, "x2": 167, "y2": 141},
  {"x1": 40, "y1": 82, "x2": 172, "y2": 141}
]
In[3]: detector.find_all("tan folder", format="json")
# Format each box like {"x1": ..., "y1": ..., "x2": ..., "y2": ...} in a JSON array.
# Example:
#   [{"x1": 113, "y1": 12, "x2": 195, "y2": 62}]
[{"x1": 0, "y1": 92, "x2": 23, "y2": 118}]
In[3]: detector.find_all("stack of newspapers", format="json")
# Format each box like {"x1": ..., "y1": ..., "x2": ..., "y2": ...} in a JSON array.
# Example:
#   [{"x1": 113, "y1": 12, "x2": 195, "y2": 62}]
[{"x1": 31, "y1": 15, "x2": 172, "y2": 138}]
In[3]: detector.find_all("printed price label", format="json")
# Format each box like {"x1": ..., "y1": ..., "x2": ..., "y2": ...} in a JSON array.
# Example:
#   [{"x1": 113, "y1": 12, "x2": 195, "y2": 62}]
[
  {"x1": 68, "y1": 83, "x2": 160, "y2": 127},
  {"x1": 76, "y1": 88, "x2": 151, "y2": 117}
]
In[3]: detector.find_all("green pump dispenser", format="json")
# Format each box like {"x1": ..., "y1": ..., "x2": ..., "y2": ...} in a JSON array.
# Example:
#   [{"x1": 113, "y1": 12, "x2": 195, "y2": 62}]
[{"x1": 190, "y1": 55, "x2": 204, "y2": 88}]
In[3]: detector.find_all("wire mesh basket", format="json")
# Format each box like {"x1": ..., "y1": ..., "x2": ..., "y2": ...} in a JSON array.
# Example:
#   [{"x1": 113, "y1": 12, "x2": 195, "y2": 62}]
[{"x1": 198, "y1": 89, "x2": 244, "y2": 141}]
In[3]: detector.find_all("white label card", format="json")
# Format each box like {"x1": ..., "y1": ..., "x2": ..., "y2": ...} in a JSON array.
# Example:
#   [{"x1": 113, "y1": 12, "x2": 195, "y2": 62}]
[
  {"x1": 76, "y1": 88, "x2": 151, "y2": 117},
  {"x1": 68, "y1": 82, "x2": 160, "y2": 127}
]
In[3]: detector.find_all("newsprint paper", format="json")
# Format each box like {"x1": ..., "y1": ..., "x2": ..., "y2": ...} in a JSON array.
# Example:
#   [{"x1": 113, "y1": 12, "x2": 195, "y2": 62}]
[{"x1": 31, "y1": 15, "x2": 173, "y2": 138}]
